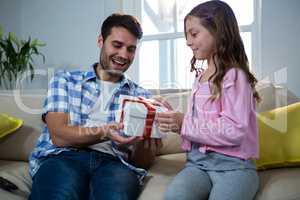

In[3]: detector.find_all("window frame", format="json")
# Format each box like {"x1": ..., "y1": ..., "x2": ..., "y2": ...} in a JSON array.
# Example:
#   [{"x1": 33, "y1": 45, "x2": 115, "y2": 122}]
[{"x1": 122, "y1": 0, "x2": 262, "y2": 88}]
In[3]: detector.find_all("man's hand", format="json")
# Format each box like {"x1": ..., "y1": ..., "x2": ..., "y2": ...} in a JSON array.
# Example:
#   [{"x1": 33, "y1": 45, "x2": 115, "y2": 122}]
[
  {"x1": 103, "y1": 123, "x2": 143, "y2": 147},
  {"x1": 46, "y1": 113, "x2": 141, "y2": 148},
  {"x1": 156, "y1": 111, "x2": 185, "y2": 134}
]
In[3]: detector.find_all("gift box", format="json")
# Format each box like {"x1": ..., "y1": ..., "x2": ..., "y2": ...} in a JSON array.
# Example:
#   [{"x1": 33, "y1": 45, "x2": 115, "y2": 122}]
[{"x1": 116, "y1": 95, "x2": 167, "y2": 138}]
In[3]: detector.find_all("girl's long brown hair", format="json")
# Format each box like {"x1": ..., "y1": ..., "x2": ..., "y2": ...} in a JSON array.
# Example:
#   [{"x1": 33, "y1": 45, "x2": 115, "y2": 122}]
[{"x1": 184, "y1": 0, "x2": 260, "y2": 102}]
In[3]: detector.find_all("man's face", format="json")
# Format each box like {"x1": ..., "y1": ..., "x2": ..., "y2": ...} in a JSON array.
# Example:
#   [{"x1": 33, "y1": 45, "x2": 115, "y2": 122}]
[{"x1": 98, "y1": 27, "x2": 138, "y2": 79}]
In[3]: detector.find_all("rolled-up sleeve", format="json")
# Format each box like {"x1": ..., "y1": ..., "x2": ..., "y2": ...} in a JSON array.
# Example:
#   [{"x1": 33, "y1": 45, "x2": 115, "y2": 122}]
[{"x1": 42, "y1": 71, "x2": 70, "y2": 122}]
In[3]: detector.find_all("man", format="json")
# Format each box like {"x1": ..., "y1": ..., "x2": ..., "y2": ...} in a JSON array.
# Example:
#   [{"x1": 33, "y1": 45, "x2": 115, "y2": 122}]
[{"x1": 29, "y1": 13, "x2": 159, "y2": 200}]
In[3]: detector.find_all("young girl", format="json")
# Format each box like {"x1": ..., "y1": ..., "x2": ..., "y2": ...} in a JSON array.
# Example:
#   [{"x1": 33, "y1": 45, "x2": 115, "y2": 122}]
[{"x1": 156, "y1": 1, "x2": 261, "y2": 200}]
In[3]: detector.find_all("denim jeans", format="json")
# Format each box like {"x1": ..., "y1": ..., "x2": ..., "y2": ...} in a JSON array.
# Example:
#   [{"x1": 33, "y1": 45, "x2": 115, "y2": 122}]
[
  {"x1": 164, "y1": 165, "x2": 259, "y2": 200},
  {"x1": 29, "y1": 149, "x2": 141, "y2": 200}
]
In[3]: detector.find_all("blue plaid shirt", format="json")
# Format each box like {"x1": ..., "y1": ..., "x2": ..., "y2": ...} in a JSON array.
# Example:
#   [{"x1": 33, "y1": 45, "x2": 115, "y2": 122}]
[{"x1": 29, "y1": 63, "x2": 151, "y2": 180}]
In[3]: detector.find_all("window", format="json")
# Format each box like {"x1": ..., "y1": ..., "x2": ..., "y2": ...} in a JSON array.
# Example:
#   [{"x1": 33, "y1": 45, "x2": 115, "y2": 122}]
[{"x1": 123, "y1": 0, "x2": 260, "y2": 89}]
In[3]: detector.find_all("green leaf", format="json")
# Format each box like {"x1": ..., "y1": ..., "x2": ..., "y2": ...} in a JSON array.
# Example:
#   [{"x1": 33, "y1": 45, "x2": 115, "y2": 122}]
[
  {"x1": 0, "y1": 26, "x2": 3, "y2": 39},
  {"x1": 37, "y1": 41, "x2": 46, "y2": 47},
  {"x1": 31, "y1": 39, "x2": 38, "y2": 46},
  {"x1": 0, "y1": 30, "x2": 46, "y2": 89},
  {"x1": 29, "y1": 62, "x2": 34, "y2": 80},
  {"x1": 6, "y1": 39, "x2": 17, "y2": 62},
  {"x1": 8, "y1": 32, "x2": 21, "y2": 50},
  {"x1": 20, "y1": 39, "x2": 31, "y2": 56}
]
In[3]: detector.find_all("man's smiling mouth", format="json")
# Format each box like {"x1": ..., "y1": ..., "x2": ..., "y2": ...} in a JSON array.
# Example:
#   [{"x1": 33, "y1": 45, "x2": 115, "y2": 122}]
[{"x1": 112, "y1": 57, "x2": 127, "y2": 67}]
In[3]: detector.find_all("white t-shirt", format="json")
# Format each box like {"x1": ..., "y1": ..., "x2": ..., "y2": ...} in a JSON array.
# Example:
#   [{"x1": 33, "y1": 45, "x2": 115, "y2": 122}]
[{"x1": 84, "y1": 79, "x2": 120, "y2": 155}]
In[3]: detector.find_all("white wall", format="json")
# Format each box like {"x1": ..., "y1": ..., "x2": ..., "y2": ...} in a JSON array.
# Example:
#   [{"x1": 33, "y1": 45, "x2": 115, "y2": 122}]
[
  {"x1": 261, "y1": 0, "x2": 300, "y2": 97},
  {"x1": 0, "y1": 0, "x2": 122, "y2": 90},
  {"x1": 0, "y1": 0, "x2": 21, "y2": 35}
]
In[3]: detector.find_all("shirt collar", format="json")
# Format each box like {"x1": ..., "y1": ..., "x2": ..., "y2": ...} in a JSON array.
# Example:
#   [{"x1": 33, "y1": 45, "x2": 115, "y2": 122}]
[{"x1": 83, "y1": 63, "x2": 131, "y2": 88}]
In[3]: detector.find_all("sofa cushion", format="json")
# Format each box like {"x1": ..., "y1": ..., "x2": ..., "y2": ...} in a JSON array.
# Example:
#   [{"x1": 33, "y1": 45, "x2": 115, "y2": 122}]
[
  {"x1": 256, "y1": 102, "x2": 300, "y2": 169},
  {"x1": 158, "y1": 133, "x2": 183, "y2": 155},
  {"x1": 0, "y1": 125, "x2": 40, "y2": 161},
  {"x1": 0, "y1": 189, "x2": 25, "y2": 200},
  {"x1": 0, "y1": 113, "x2": 23, "y2": 139},
  {"x1": 0, "y1": 93, "x2": 44, "y2": 161},
  {"x1": 256, "y1": 82, "x2": 300, "y2": 112},
  {"x1": 0, "y1": 160, "x2": 31, "y2": 199},
  {"x1": 139, "y1": 153, "x2": 186, "y2": 200},
  {"x1": 255, "y1": 168, "x2": 300, "y2": 200},
  {"x1": 0, "y1": 93, "x2": 44, "y2": 130}
]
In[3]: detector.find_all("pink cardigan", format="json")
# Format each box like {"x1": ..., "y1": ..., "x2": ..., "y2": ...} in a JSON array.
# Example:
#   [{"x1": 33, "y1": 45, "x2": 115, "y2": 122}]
[{"x1": 181, "y1": 68, "x2": 259, "y2": 160}]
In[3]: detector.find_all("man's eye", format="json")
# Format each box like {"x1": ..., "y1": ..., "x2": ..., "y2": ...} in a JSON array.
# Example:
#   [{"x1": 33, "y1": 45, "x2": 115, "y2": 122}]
[
  {"x1": 113, "y1": 44, "x2": 122, "y2": 48},
  {"x1": 128, "y1": 47, "x2": 136, "y2": 53}
]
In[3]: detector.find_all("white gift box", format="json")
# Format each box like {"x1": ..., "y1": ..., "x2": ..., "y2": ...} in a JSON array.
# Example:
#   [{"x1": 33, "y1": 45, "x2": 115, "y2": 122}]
[{"x1": 116, "y1": 95, "x2": 167, "y2": 138}]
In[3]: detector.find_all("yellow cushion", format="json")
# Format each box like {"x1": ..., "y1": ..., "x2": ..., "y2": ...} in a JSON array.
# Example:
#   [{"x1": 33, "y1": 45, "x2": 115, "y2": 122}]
[
  {"x1": 256, "y1": 102, "x2": 300, "y2": 170},
  {"x1": 0, "y1": 113, "x2": 23, "y2": 139}
]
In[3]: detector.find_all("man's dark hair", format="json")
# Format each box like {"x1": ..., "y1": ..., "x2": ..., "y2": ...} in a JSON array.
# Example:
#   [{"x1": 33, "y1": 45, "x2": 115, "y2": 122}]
[{"x1": 101, "y1": 13, "x2": 143, "y2": 41}]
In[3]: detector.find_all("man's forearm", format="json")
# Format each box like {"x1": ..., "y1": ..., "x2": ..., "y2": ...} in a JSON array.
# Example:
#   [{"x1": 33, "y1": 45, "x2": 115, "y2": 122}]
[{"x1": 50, "y1": 125, "x2": 108, "y2": 148}]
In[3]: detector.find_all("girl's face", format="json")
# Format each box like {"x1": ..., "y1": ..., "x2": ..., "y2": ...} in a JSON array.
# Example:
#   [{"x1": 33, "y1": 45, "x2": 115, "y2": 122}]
[{"x1": 185, "y1": 16, "x2": 215, "y2": 60}]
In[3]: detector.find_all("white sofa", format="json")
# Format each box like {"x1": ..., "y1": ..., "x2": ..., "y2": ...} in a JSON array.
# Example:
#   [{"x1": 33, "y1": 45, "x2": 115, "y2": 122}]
[{"x1": 0, "y1": 84, "x2": 300, "y2": 200}]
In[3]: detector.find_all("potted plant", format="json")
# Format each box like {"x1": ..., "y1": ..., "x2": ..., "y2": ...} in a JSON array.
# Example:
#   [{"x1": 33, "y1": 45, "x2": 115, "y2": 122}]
[{"x1": 0, "y1": 26, "x2": 46, "y2": 89}]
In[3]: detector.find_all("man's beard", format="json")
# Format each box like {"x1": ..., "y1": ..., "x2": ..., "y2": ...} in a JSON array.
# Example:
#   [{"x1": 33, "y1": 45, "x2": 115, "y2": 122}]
[
  {"x1": 99, "y1": 53, "x2": 125, "y2": 77},
  {"x1": 100, "y1": 59, "x2": 123, "y2": 77}
]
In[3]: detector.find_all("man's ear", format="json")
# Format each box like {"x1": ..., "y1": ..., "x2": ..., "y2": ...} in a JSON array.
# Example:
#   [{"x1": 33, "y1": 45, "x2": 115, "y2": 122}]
[{"x1": 97, "y1": 35, "x2": 104, "y2": 48}]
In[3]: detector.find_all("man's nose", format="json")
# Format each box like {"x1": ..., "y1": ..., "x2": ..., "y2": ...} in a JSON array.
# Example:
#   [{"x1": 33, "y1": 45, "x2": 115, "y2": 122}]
[{"x1": 118, "y1": 47, "x2": 130, "y2": 59}]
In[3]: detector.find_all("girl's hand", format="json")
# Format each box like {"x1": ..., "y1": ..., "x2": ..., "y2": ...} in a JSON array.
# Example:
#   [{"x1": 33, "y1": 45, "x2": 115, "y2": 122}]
[
  {"x1": 152, "y1": 96, "x2": 173, "y2": 110},
  {"x1": 138, "y1": 96, "x2": 173, "y2": 110},
  {"x1": 156, "y1": 111, "x2": 185, "y2": 134}
]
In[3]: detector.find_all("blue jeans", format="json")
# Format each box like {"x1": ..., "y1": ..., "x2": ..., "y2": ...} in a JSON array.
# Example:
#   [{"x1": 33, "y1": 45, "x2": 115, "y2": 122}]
[
  {"x1": 29, "y1": 149, "x2": 141, "y2": 200},
  {"x1": 164, "y1": 165, "x2": 259, "y2": 200}
]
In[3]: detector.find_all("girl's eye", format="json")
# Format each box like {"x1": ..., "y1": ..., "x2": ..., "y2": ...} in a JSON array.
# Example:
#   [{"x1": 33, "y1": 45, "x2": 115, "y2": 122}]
[{"x1": 191, "y1": 33, "x2": 197, "y2": 37}]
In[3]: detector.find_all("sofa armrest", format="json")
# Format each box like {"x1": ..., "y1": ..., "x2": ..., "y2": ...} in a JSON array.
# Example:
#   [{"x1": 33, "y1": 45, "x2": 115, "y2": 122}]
[{"x1": 0, "y1": 125, "x2": 40, "y2": 162}]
